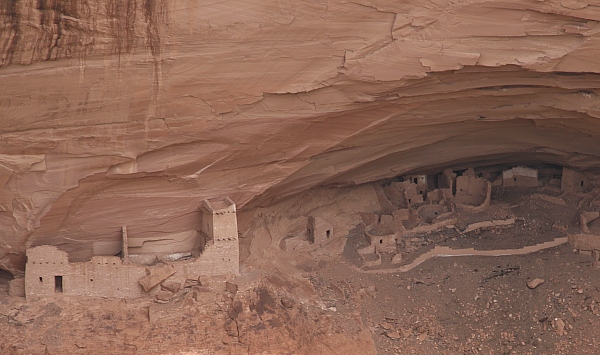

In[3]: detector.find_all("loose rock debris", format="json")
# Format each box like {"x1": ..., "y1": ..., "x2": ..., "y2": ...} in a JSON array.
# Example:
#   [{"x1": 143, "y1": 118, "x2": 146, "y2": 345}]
[{"x1": 527, "y1": 278, "x2": 545, "y2": 289}]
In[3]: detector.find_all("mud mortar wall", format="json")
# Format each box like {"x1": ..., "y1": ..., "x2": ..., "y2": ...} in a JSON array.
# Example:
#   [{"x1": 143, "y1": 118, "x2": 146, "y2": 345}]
[
  {"x1": 199, "y1": 200, "x2": 240, "y2": 276},
  {"x1": 25, "y1": 242, "x2": 239, "y2": 299},
  {"x1": 25, "y1": 246, "x2": 147, "y2": 298},
  {"x1": 177, "y1": 238, "x2": 239, "y2": 277}
]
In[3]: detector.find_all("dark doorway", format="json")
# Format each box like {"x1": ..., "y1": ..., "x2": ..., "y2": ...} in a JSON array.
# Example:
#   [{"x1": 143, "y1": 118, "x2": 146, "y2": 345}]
[
  {"x1": 326, "y1": 230, "x2": 331, "y2": 238},
  {"x1": 54, "y1": 276, "x2": 63, "y2": 293},
  {"x1": 0, "y1": 268, "x2": 14, "y2": 289},
  {"x1": 0, "y1": 268, "x2": 13, "y2": 281}
]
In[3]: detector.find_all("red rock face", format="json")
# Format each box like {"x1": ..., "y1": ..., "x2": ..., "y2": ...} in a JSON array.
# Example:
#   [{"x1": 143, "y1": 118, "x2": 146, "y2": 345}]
[{"x1": 1, "y1": 0, "x2": 600, "y2": 274}]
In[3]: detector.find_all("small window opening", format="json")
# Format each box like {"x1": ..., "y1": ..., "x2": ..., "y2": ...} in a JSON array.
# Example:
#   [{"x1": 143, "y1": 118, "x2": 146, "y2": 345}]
[
  {"x1": 408, "y1": 199, "x2": 411, "y2": 203},
  {"x1": 39, "y1": 276, "x2": 43, "y2": 283},
  {"x1": 90, "y1": 279, "x2": 93, "y2": 282},
  {"x1": 418, "y1": 190, "x2": 423, "y2": 195},
  {"x1": 514, "y1": 177, "x2": 517, "y2": 182},
  {"x1": 326, "y1": 230, "x2": 331, "y2": 238},
  {"x1": 581, "y1": 180, "x2": 584, "y2": 187},
  {"x1": 54, "y1": 276, "x2": 63, "y2": 293},
  {"x1": 413, "y1": 178, "x2": 418, "y2": 184},
  {"x1": 380, "y1": 239, "x2": 383, "y2": 244}
]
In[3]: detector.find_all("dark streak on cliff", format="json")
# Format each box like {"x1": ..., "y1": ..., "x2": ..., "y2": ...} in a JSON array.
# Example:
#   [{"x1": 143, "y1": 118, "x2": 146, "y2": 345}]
[
  {"x1": 0, "y1": 0, "x2": 165, "y2": 68},
  {"x1": 143, "y1": 0, "x2": 167, "y2": 115},
  {"x1": 0, "y1": 0, "x2": 20, "y2": 67},
  {"x1": 143, "y1": 0, "x2": 162, "y2": 57},
  {"x1": 107, "y1": 0, "x2": 138, "y2": 54}
]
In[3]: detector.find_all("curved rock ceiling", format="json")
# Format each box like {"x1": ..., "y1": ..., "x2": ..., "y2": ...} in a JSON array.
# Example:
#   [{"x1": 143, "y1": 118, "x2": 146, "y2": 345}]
[{"x1": 1, "y1": 0, "x2": 599, "y2": 273}]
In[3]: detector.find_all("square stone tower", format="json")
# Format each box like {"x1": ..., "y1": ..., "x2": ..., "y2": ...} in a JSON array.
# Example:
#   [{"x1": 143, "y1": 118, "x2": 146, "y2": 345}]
[
  {"x1": 200, "y1": 197, "x2": 239, "y2": 275},
  {"x1": 307, "y1": 216, "x2": 334, "y2": 245}
]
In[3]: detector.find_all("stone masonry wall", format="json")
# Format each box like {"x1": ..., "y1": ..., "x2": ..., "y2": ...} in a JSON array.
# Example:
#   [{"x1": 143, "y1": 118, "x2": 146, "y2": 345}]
[
  {"x1": 26, "y1": 246, "x2": 147, "y2": 298},
  {"x1": 561, "y1": 168, "x2": 592, "y2": 193},
  {"x1": 176, "y1": 238, "x2": 239, "y2": 278},
  {"x1": 503, "y1": 167, "x2": 538, "y2": 187},
  {"x1": 26, "y1": 243, "x2": 239, "y2": 299},
  {"x1": 26, "y1": 198, "x2": 240, "y2": 298}
]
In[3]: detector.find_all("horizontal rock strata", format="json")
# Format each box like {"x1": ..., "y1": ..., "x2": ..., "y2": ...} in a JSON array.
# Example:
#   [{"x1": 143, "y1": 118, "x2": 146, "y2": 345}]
[{"x1": 1, "y1": 0, "x2": 600, "y2": 273}]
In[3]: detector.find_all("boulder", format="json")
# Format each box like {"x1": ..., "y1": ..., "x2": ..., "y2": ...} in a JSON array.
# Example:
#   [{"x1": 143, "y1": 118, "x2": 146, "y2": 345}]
[
  {"x1": 225, "y1": 281, "x2": 238, "y2": 295},
  {"x1": 527, "y1": 278, "x2": 545, "y2": 289},
  {"x1": 183, "y1": 279, "x2": 200, "y2": 288},
  {"x1": 138, "y1": 264, "x2": 176, "y2": 292},
  {"x1": 156, "y1": 290, "x2": 174, "y2": 302},
  {"x1": 161, "y1": 282, "x2": 181, "y2": 294}
]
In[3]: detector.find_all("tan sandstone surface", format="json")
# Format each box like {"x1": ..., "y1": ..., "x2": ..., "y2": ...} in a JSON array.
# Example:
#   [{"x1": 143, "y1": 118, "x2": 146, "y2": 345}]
[
  {"x1": 2, "y1": 2, "x2": 600, "y2": 353},
  {"x1": 1, "y1": 0, "x2": 600, "y2": 274}
]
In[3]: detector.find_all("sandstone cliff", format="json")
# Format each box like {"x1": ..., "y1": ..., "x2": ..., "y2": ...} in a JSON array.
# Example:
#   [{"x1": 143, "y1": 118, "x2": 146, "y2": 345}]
[{"x1": 1, "y1": 0, "x2": 599, "y2": 274}]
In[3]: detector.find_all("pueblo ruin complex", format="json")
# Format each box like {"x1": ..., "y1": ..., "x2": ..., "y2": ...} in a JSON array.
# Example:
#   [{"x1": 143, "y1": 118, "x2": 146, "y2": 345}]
[
  {"x1": 269, "y1": 164, "x2": 600, "y2": 273},
  {"x1": 3, "y1": 2, "x2": 600, "y2": 352},
  {"x1": 5, "y1": 163, "x2": 600, "y2": 354},
  {"x1": 15, "y1": 165, "x2": 600, "y2": 300},
  {"x1": 23, "y1": 198, "x2": 239, "y2": 299}
]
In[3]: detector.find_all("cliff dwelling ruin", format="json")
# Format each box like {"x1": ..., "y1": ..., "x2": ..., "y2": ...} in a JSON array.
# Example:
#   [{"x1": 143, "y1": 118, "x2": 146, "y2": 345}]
[
  {"x1": 6, "y1": 165, "x2": 600, "y2": 355},
  {"x1": 349, "y1": 165, "x2": 600, "y2": 272},
  {"x1": 2, "y1": 1, "x2": 600, "y2": 354},
  {"x1": 21, "y1": 198, "x2": 239, "y2": 299}
]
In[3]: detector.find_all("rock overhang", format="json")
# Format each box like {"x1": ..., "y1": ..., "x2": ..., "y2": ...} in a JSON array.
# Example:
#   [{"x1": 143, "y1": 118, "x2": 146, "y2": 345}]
[{"x1": 1, "y1": 0, "x2": 600, "y2": 274}]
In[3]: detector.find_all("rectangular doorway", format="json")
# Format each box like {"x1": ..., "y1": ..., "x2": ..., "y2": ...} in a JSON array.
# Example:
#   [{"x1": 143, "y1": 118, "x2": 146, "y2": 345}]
[{"x1": 54, "y1": 276, "x2": 63, "y2": 293}]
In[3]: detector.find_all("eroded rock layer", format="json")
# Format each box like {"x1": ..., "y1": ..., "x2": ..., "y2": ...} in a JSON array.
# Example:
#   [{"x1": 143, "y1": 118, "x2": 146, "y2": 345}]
[{"x1": 1, "y1": 0, "x2": 600, "y2": 273}]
